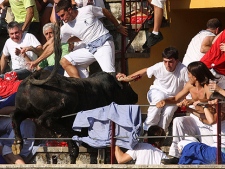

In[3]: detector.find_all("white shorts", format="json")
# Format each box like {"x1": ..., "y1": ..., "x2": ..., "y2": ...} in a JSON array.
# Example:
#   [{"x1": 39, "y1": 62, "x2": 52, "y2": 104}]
[
  {"x1": 63, "y1": 40, "x2": 115, "y2": 77},
  {"x1": 151, "y1": 0, "x2": 166, "y2": 8}
]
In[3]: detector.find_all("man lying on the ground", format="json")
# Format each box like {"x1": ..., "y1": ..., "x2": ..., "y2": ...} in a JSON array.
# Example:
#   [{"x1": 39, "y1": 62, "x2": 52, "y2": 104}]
[
  {"x1": 115, "y1": 125, "x2": 168, "y2": 164},
  {"x1": 0, "y1": 72, "x2": 36, "y2": 164},
  {"x1": 0, "y1": 117, "x2": 36, "y2": 164}
]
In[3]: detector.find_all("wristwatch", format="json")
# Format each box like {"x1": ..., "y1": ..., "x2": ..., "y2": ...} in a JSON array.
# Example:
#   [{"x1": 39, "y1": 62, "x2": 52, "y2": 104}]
[{"x1": 202, "y1": 104, "x2": 209, "y2": 109}]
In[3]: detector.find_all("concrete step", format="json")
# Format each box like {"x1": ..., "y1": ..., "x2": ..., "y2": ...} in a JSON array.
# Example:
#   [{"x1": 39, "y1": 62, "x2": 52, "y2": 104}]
[
  {"x1": 30, "y1": 144, "x2": 171, "y2": 164},
  {"x1": 3, "y1": 164, "x2": 225, "y2": 169},
  {"x1": 30, "y1": 146, "x2": 99, "y2": 164}
]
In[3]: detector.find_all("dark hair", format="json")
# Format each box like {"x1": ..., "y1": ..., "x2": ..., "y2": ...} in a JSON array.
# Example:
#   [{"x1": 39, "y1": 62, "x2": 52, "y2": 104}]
[
  {"x1": 55, "y1": 0, "x2": 73, "y2": 13},
  {"x1": 7, "y1": 21, "x2": 22, "y2": 31},
  {"x1": 207, "y1": 18, "x2": 222, "y2": 30},
  {"x1": 187, "y1": 61, "x2": 217, "y2": 87},
  {"x1": 162, "y1": 47, "x2": 179, "y2": 60},
  {"x1": 147, "y1": 125, "x2": 166, "y2": 148}
]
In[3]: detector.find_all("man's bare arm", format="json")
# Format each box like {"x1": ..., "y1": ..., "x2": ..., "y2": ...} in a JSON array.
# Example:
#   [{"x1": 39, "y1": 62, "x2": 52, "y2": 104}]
[
  {"x1": 28, "y1": 42, "x2": 54, "y2": 69},
  {"x1": 200, "y1": 36, "x2": 215, "y2": 53},
  {"x1": 102, "y1": 8, "x2": 128, "y2": 36},
  {"x1": 0, "y1": 0, "x2": 9, "y2": 10},
  {"x1": 115, "y1": 146, "x2": 132, "y2": 164},
  {"x1": 186, "y1": 106, "x2": 206, "y2": 119},
  {"x1": 0, "y1": 54, "x2": 8, "y2": 74},
  {"x1": 22, "y1": 6, "x2": 34, "y2": 32}
]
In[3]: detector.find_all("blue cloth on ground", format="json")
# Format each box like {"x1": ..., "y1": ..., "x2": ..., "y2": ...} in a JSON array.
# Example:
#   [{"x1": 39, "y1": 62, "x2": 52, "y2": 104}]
[
  {"x1": 72, "y1": 102, "x2": 142, "y2": 149},
  {"x1": 0, "y1": 93, "x2": 16, "y2": 109},
  {"x1": 179, "y1": 142, "x2": 225, "y2": 164}
]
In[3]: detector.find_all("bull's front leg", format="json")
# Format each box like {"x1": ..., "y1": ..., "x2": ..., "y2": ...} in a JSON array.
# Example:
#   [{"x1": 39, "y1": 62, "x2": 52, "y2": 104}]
[
  {"x1": 67, "y1": 140, "x2": 79, "y2": 164},
  {"x1": 10, "y1": 109, "x2": 25, "y2": 155}
]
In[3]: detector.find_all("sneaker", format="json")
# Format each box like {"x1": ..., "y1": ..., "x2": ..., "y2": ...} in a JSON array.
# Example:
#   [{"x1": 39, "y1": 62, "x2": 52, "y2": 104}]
[
  {"x1": 161, "y1": 157, "x2": 179, "y2": 164},
  {"x1": 142, "y1": 32, "x2": 163, "y2": 49}
]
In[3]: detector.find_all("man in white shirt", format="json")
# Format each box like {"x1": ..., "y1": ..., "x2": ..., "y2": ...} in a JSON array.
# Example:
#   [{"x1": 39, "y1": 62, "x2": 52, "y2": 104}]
[
  {"x1": 182, "y1": 18, "x2": 221, "y2": 67},
  {"x1": 75, "y1": 0, "x2": 105, "y2": 8},
  {"x1": 115, "y1": 125, "x2": 168, "y2": 164},
  {"x1": 0, "y1": 21, "x2": 42, "y2": 80},
  {"x1": 117, "y1": 47, "x2": 189, "y2": 133},
  {"x1": 55, "y1": 0, "x2": 127, "y2": 78}
]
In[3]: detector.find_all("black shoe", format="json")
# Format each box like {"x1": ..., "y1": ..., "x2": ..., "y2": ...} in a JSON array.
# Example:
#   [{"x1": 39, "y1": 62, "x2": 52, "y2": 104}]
[
  {"x1": 161, "y1": 157, "x2": 179, "y2": 164},
  {"x1": 142, "y1": 32, "x2": 163, "y2": 49}
]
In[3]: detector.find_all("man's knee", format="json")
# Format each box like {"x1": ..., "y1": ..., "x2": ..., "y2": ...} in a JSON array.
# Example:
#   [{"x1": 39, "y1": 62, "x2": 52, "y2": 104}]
[{"x1": 60, "y1": 58, "x2": 72, "y2": 69}]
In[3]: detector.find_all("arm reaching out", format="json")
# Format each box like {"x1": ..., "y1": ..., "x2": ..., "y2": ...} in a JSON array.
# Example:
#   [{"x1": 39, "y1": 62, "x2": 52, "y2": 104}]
[
  {"x1": 117, "y1": 68, "x2": 147, "y2": 82},
  {"x1": 102, "y1": 8, "x2": 128, "y2": 36}
]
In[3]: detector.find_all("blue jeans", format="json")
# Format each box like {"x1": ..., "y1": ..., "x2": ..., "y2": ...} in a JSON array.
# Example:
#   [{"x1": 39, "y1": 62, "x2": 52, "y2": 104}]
[
  {"x1": 0, "y1": 69, "x2": 31, "y2": 80},
  {"x1": 44, "y1": 65, "x2": 64, "y2": 75}
]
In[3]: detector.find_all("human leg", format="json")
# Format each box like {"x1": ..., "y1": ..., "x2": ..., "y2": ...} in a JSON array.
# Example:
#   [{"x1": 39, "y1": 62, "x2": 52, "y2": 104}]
[
  {"x1": 143, "y1": 89, "x2": 168, "y2": 131},
  {"x1": 63, "y1": 65, "x2": 90, "y2": 78},
  {"x1": 93, "y1": 40, "x2": 115, "y2": 74},
  {"x1": 158, "y1": 104, "x2": 178, "y2": 132},
  {"x1": 0, "y1": 106, "x2": 15, "y2": 115},
  {"x1": 169, "y1": 116, "x2": 200, "y2": 158},
  {"x1": 2, "y1": 119, "x2": 36, "y2": 164},
  {"x1": 13, "y1": 69, "x2": 31, "y2": 80},
  {"x1": 0, "y1": 117, "x2": 25, "y2": 164},
  {"x1": 191, "y1": 114, "x2": 214, "y2": 146},
  {"x1": 0, "y1": 117, "x2": 13, "y2": 136},
  {"x1": 61, "y1": 48, "x2": 95, "y2": 78},
  {"x1": 44, "y1": 65, "x2": 64, "y2": 75},
  {"x1": 143, "y1": 0, "x2": 165, "y2": 48},
  {"x1": 151, "y1": 1, "x2": 164, "y2": 33},
  {"x1": 3, "y1": 153, "x2": 25, "y2": 164},
  {"x1": 19, "y1": 119, "x2": 36, "y2": 160}
]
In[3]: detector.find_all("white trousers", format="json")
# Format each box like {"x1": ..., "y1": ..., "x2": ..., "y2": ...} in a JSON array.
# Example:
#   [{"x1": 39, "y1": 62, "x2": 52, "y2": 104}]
[
  {"x1": 169, "y1": 114, "x2": 214, "y2": 158},
  {"x1": 63, "y1": 40, "x2": 115, "y2": 78},
  {"x1": 143, "y1": 88, "x2": 178, "y2": 132}
]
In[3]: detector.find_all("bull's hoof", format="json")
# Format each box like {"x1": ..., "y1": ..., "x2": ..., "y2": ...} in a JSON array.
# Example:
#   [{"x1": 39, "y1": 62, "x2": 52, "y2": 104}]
[{"x1": 12, "y1": 142, "x2": 22, "y2": 155}]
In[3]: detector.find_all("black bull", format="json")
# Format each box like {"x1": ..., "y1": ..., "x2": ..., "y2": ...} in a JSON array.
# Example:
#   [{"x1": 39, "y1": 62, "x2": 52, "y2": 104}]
[{"x1": 11, "y1": 70, "x2": 138, "y2": 163}]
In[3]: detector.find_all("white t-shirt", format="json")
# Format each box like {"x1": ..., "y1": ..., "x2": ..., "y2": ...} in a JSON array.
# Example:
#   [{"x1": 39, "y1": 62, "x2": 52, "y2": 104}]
[
  {"x1": 182, "y1": 30, "x2": 215, "y2": 67},
  {"x1": 126, "y1": 143, "x2": 167, "y2": 164},
  {"x1": 3, "y1": 33, "x2": 41, "y2": 70},
  {"x1": 147, "y1": 62, "x2": 188, "y2": 97},
  {"x1": 75, "y1": 0, "x2": 105, "y2": 8},
  {"x1": 60, "y1": 5, "x2": 108, "y2": 44}
]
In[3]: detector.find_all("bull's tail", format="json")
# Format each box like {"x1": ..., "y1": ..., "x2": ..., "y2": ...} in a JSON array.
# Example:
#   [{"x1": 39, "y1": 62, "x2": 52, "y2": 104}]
[{"x1": 29, "y1": 22, "x2": 62, "y2": 85}]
